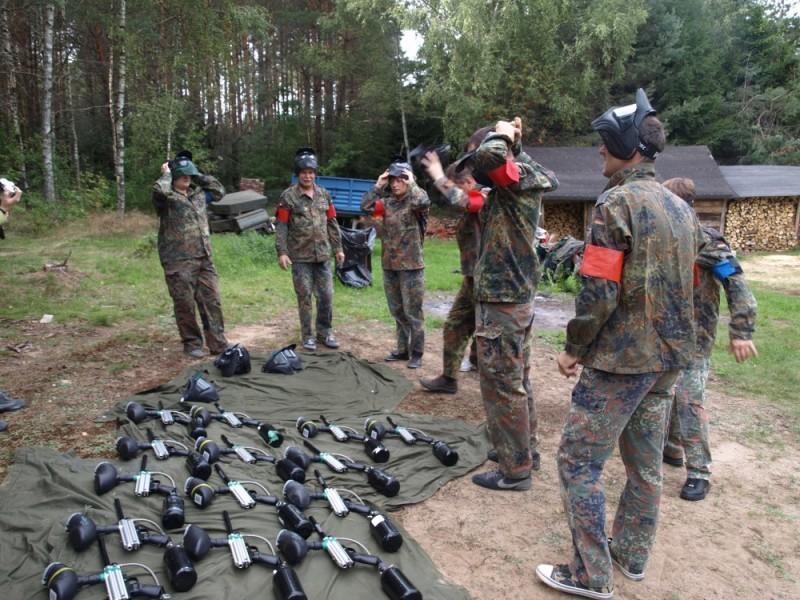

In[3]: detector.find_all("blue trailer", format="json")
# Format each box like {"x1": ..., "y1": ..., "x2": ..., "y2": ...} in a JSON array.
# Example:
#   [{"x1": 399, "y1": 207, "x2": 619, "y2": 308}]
[{"x1": 290, "y1": 175, "x2": 374, "y2": 218}]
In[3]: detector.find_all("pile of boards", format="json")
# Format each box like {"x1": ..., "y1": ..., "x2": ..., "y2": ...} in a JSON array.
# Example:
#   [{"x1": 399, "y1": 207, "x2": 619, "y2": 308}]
[{"x1": 208, "y1": 190, "x2": 272, "y2": 234}]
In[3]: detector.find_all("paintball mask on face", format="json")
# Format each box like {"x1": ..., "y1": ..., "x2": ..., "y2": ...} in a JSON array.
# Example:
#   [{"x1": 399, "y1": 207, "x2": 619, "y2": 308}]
[
  {"x1": 591, "y1": 88, "x2": 658, "y2": 160},
  {"x1": 294, "y1": 147, "x2": 318, "y2": 174}
]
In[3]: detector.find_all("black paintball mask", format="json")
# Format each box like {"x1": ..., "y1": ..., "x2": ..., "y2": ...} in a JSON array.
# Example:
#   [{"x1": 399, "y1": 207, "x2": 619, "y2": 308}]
[
  {"x1": 181, "y1": 372, "x2": 219, "y2": 404},
  {"x1": 591, "y1": 88, "x2": 658, "y2": 160},
  {"x1": 213, "y1": 344, "x2": 251, "y2": 377},
  {"x1": 262, "y1": 345, "x2": 304, "y2": 375},
  {"x1": 294, "y1": 147, "x2": 318, "y2": 174}
]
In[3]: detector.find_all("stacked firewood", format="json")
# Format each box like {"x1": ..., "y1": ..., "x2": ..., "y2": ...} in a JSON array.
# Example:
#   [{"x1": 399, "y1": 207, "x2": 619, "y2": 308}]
[
  {"x1": 724, "y1": 198, "x2": 799, "y2": 252},
  {"x1": 542, "y1": 204, "x2": 585, "y2": 240}
]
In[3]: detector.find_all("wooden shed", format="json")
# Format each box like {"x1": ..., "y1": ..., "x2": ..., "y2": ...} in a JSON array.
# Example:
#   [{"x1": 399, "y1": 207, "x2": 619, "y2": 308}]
[
  {"x1": 524, "y1": 145, "x2": 735, "y2": 240},
  {"x1": 719, "y1": 166, "x2": 800, "y2": 252}
]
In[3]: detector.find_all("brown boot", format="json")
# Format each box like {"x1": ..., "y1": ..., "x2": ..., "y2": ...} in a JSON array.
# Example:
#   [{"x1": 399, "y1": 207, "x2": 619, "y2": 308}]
[{"x1": 420, "y1": 374, "x2": 457, "y2": 394}]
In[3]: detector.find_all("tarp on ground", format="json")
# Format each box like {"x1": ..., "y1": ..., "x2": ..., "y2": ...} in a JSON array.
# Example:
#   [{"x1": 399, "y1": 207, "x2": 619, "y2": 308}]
[{"x1": 0, "y1": 351, "x2": 487, "y2": 599}]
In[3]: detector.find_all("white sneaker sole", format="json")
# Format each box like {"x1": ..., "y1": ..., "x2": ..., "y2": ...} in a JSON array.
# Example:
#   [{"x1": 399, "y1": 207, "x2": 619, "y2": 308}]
[
  {"x1": 611, "y1": 556, "x2": 645, "y2": 581},
  {"x1": 535, "y1": 565, "x2": 613, "y2": 600}
]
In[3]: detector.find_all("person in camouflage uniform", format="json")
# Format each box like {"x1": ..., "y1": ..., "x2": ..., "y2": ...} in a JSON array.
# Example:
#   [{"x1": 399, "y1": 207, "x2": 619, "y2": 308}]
[
  {"x1": 152, "y1": 155, "x2": 229, "y2": 358},
  {"x1": 361, "y1": 161, "x2": 430, "y2": 369},
  {"x1": 463, "y1": 118, "x2": 558, "y2": 491},
  {"x1": 276, "y1": 147, "x2": 344, "y2": 351},
  {"x1": 537, "y1": 90, "x2": 705, "y2": 600},
  {"x1": 661, "y1": 177, "x2": 757, "y2": 502},
  {"x1": 418, "y1": 154, "x2": 484, "y2": 393}
]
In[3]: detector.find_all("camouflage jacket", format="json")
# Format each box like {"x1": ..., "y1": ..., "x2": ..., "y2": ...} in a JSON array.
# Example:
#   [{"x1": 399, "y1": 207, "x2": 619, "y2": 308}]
[
  {"x1": 275, "y1": 184, "x2": 342, "y2": 263},
  {"x1": 152, "y1": 173, "x2": 225, "y2": 266},
  {"x1": 565, "y1": 163, "x2": 705, "y2": 374},
  {"x1": 471, "y1": 136, "x2": 559, "y2": 303},
  {"x1": 360, "y1": 183, "x2": 430, "y2": 270},
  {"x1": 439, "y1": 185, "x2": 482, "y2": 277},
  {"x1": 694, "y1": 227, "x2": 757, "y2": 360}
]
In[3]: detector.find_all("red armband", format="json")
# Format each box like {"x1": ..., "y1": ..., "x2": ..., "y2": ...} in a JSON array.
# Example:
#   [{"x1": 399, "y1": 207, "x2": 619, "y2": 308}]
[
  {"x1": 466, "y1": 190, "x2": 484, "y2": 213},
  {"x1": 373, "y1": 200, "x2": 385, "y2": 218},
  {"x1": 276, "y1": 207, "x2": 290, "y2": 223},
  {"x1": 579, "y1": 244, "x2": 624, "y2": 283},
  {"x1": 487, "y1": 159, "x2": 520, "y2": 187},
  {"x1": 326, "y1": 204, "x2": 337, "y2": 219},
  {"x1": 693, "y1": 263, "x2": 700, "y2": 287}
]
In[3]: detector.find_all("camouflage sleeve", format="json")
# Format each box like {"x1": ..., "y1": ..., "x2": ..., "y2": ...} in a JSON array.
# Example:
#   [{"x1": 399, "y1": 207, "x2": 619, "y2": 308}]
[
  {"x1": 473, "y1": 136, "x2": 510, "y2": 175},
  {"x1": 198, "y1": 175, "x2": 225, "y2": 202},
  {"x1": 409, "y1": 185, "x2": 430, "y2": 214},
  {"x1": 151, "y1": 173, "x2": 172, "y2": 215},
  {"x1": 517, "y1": 159, "x2": 559, "y2": 192},
  {"x1": 275, "y1": 191, "x2": 291, "y2": 257},
  {"x1": 723, "y1": 274, "x2": 757, "y2": 340},
  {"x1": 441, "y1": 185, "x2": 469, "y2": 209},
  {"x1": 565, "y1": 194, "x2": 630, "y2": 359},
  {"x1": 325, "y1": 191, "x2": 343, "y2": 254},
  {"x1": 360, "y1": 187, "x2": 383, "y2": 214}
]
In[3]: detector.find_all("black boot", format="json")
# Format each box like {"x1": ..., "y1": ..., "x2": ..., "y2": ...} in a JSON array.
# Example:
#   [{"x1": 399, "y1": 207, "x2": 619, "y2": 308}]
[
  {"x1": 680, "y1": 478, "x2": 710, "y2": 501},
  {"x1": 420, "y1": 375, "x2": 457, "y2": 394},
  {"x1": 0, "y1": 391, "x2": 25, "y2": 413}
]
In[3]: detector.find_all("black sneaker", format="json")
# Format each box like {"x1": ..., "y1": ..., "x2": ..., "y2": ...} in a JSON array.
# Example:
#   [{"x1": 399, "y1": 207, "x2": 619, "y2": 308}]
[
  {"x1": 420, "y1": 375, "x2": 456, "y2": 393},
  {"x1": 302, "y1": 338, "x2": 317, "y2": 351},
  {"x1": 406, "y1": 355, "x2": 423, "y2": 369},
  {"x1": 317, "y1": 333, "x2": 339, "y2": 349},
  {"x1": 536, "y1": 564, "x2": 613, "y2": 599},
  {"x1": 487, "y1": 448, "x2": 541, "y2": 471},
  {"x1": 471, "y1": 469, "x2": 531, "y2": 491},
  {"x1": 662, "y1": 453, "x2": 684, "y2": 467},
  {"x1": 680, "y1": 478, "x2": 710, "y2": 501},
  {"x1": 384, "y1": 350, "x2": 409, "y2": 362},
  {"x1": 0, "y1": 391, "x2": 25, "y2": 413},
  {"x1": 184, "y1": 347, "x2": 207, "y2": 359}
]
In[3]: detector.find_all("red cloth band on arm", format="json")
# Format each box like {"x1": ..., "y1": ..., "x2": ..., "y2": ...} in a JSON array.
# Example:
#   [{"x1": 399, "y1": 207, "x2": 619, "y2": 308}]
[
  {"x1": 466, "y1": 190, "x2": 484, "y2": 213},
  {"x1": 487, "y1": 159, "x2": 520, "y2": 187},
  {"x1": 326, "y1": 204, "x2": 337, "y2": 219},
  {"x1": 693, "y1": 263, "x2": 700, "y2": 287},
  {"x1": 276, "y1": 207, "x2": 290, "y2": 223},
  {"x1": 373, "y1": 200, "x2": 385, "y2": 218},
  {"x1": 579, "y1": 244, "x2": 624, "y2": 283}
]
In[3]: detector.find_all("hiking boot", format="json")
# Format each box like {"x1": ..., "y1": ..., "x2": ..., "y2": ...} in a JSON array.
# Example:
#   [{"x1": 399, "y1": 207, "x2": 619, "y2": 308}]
[
  {"x1": 662, "y1": 452, "x2": 684, "y2": 467},
  {"x1": 608, "y1": 542, "x2": 645, "y2": 581},
  {"x1": 407, "y1": 354, "x2": 423, "y2": 369},
  {"x1": 384, "y1": 350, "x2": 409, "y2": 362},
  {"x1": 680, "y1": 478, "x2": 710, "y2": 501},
  {"x1": 185, "y1": 347, "x2": 207, "y2": 359},
  {"x1": 471, "y1": 469, "x2": 531, "y2": 491},
  {"x1": 420, "y1": 375, "x2": 457, "y2": 394},
  {"x1": 317, "y1": 333, "x2": 339, "y2": 349},
  {"x1": 535, "y1": 564, "x2": 613, "y2": 599},
  {"x1": 209, "y1": 344, "x2": 232, "y2": 356},
  {"x1": 487, "y1": 448, "x2": 541, "y2": 471},
  {"x1": 0, "y1": 391, "x2": 25, "y2": 413},
  {"x1": 459, "y1": 358, "x2": 477, "y2": 372},
  {"x1": 302, "y1": 338, "x2": 317, "y2": 351}
]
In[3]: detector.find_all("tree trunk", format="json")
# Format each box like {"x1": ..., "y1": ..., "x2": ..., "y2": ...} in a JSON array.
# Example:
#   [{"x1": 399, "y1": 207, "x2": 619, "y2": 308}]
[
  {"x1": 41, "y1": 2, "x2": 56, "y2": 202},
  {"x1": 66, "y1": 62, "x2": 81, "y2": 188},
  {"x1": 1, "y1": 4, "x2": 28, "y2": 188},
  {"x1": 113, "y1": 0, "x2": 127, "y2": 216}
]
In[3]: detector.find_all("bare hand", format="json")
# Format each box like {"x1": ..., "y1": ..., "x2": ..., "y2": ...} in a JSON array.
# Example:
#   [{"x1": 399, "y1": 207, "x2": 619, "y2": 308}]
[
  {"x1": 278, "y1": 254, "x2": 292, "y2": 270},
  {"x1": 556, "y1": 352, "x2": 580, "y2": 377},
  {"x1": 494, "y1": 120, "x2": 520, "y2": 142},
  {"x1": 729, "y1": 338, "x2": 758, "y2": 363},
  {"x1": 512, "y1": 117, "x2": 523, "y2": 143},
  {"x1": 402, "y1": 168, "x2": 416, "y2": 184},
  {"x1": 1, "y1": 188, "x2": 21, "y2": 210},
  {"x1": 161, "y1": 161, "x2": 170, "y2": 175},
  {"x1": 421, "y1": 151, "x2": 445, "y2": 181},
  {"x1": 335, "y1": 251, "x2": 345, "y2": 266},
  {"x1": 376, "y1": 170, "x2": 390, "y2": 188}
]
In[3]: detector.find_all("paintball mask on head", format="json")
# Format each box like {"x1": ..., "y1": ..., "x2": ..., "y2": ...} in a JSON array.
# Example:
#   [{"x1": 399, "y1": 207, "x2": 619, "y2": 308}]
[
  {"x1": 294, "y1": 147, "x2": 318, "y2": 174},
  {"x1": 262, "y1": 345, "x2": 304, "y2": 375},
  {"x1": 169, "y1": 156, "x2": 201, "y2": 178},
  {"x1": 213, "y1": 344, "x2": 251, "y2": 377},
  {"x1": 387, "y1": 161, "x2": 412, "y2": 180},
  {"x1": 591, "y1": 88, "x2": 658, "y2": 160}
]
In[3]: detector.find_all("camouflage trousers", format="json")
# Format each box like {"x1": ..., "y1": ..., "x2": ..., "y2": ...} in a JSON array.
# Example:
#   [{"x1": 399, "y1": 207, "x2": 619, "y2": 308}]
[
  {"x1": 163, "y1": 257, "x2": 228, "y2": 353},
  {"x1": 383, "y1": 269, "x2": 425, "y2": 357},
  {"x1": 664, "y1": 358, "x2": 711, "y2": 480},
  {"x1": 557, "y1": 367, "x2": 678, "y2": 589},
  {"x1": 475, "y1": 301, "x2": 536, "y2": 479},
  {"x1": 442, "y1": 276, "x2": 476, "y2": 378},
  {"x1": 291, "y1": 261, "x2": 334, "y2": 340}
]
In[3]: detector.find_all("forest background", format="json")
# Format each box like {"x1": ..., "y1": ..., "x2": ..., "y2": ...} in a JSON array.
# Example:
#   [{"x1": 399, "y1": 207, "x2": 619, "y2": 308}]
[{"x1": 0, "y1": 0, "x2": 798, "y2": 218}]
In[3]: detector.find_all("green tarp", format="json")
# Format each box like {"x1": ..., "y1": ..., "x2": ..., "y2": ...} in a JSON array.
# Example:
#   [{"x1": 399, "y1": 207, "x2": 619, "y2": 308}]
[{"x1": 0, "y1": 351, "x2": 487, "y2": 599}]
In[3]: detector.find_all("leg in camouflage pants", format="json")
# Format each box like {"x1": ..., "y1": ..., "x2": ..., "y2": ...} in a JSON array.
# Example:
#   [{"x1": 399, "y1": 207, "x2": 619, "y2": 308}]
[
  {"x1": 383, "y1": 268, "x2": 425, "y2": 357},
  {"x1": 163, "y1": 257, "x2": 228, "y2": 353},
  {"x1": 664, "y1": 358, "x2": 711, "y2": 480},
  {"x1": 475, "y1": 301, "x2": 534, "y2": 479},
  {"x1": 557, "y1": 367, "x2": 678, "y2": 589},
  {"x1": 442, "y1": 276, "x2": 475, "y2": 378},
  {"x1": 291, "y1": 261, "x2": 334, "y2": 340}
]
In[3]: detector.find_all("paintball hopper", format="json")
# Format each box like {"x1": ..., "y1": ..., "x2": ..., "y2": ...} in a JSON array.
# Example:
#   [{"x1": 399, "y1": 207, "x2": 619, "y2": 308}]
[
  {"x1": 181, "y1": 372, "x2": 219, "y2": 404},
  {"x1": 262, "y1": 345, "x2": 304, "y2": 375},
  {"x1": 591, "y1": 87, "x2": 658, "y2": 160},
  {"x1": 213, "y1": 343, "x2": 251, "y2": 377}
]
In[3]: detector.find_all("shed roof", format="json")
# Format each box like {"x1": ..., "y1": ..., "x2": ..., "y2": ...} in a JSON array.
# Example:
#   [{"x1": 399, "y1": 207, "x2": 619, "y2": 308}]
[
  {"x1": 523, "y1": 145, "x2": 734, "y2": 203},
  {"x1": 719, "y1": 166, "x2": 800, "y2": 199}
]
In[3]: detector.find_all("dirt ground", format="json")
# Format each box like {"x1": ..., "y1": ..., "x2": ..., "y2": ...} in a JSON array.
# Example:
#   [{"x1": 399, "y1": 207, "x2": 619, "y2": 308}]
[
  {"x1": 735, "y1": 253, "x2": 800, "y2": 294},
  {"x1": 1, "y1": 297, "x2": 798, "y2": 599}
]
